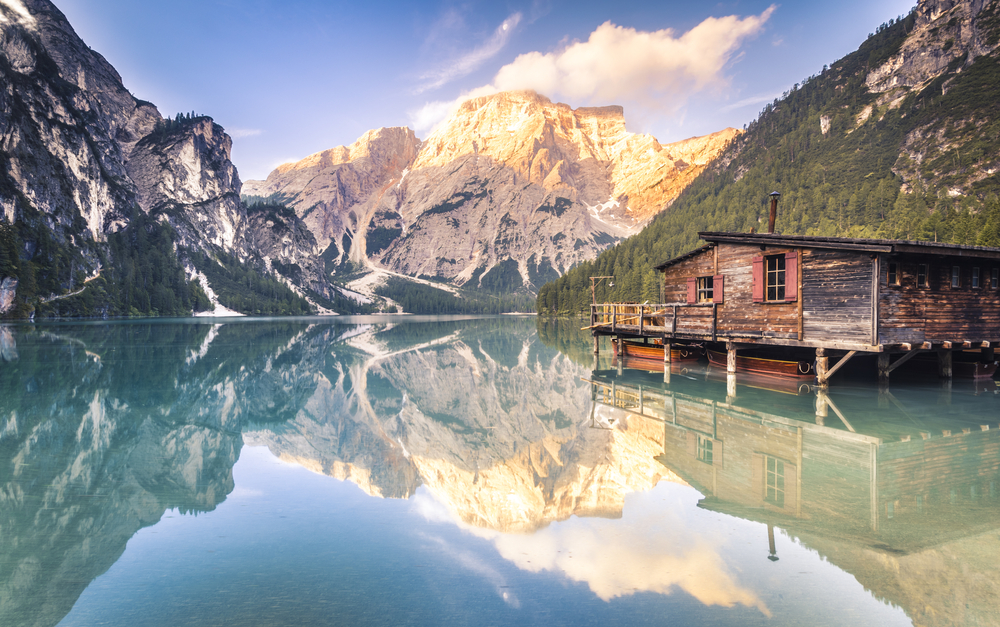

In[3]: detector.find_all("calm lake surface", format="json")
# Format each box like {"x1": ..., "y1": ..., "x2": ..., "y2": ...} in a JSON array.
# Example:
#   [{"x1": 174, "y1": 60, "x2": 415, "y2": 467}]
[{"x1": 1, "y1": 316, "x2": 997, "y2": 627}]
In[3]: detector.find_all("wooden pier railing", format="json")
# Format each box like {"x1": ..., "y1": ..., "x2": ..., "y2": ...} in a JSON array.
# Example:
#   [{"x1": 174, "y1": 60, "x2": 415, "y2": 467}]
[{"x1": 589, "y1": 302, "x2": 717, "y2": 339}]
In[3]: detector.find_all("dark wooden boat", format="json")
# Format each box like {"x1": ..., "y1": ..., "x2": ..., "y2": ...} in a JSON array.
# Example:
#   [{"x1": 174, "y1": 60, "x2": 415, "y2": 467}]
[
  {"x1": 611, "y1": 339, "x2": 702, "y2": 362},
  {"x1": 707, "y1": 348, "x2": 815, "y2": 379}
]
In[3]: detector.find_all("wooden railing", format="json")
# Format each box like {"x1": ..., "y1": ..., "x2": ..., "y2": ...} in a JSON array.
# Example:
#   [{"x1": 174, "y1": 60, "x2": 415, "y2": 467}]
[{"x1": 589, "y1": 302, "x2": 718, "y2": 338}]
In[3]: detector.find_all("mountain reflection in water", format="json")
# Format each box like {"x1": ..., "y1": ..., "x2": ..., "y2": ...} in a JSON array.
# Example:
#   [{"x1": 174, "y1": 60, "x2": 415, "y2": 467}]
[{"x1": 0, "y1": 317, "x2": 996, "y2": 626}]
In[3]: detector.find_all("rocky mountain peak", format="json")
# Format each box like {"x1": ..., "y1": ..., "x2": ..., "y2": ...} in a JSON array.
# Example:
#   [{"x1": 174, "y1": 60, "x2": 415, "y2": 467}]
[{"x1": 865, "y1": 0, "x2": 999, "y2": 95}]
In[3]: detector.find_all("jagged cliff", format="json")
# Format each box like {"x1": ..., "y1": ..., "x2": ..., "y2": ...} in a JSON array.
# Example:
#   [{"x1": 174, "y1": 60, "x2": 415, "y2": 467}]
[
  {"x1": 244, "y1": 91, "x2": 738, "y2": 294},
  {"x1": 0, "y1": 0, "x2": 326, "y2": 317}
]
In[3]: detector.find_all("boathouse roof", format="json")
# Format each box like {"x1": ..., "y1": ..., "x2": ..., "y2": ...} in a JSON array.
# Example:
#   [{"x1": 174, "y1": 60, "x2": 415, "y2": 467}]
[{"x1": 653, "y1": 232, "x2": 1000, "y2": 271}]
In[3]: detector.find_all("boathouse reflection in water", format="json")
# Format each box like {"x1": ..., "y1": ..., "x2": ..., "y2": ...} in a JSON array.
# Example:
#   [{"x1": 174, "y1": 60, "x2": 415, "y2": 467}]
[{"x1": 590, "y1": 363, "x2": 1000, "y2": 626}]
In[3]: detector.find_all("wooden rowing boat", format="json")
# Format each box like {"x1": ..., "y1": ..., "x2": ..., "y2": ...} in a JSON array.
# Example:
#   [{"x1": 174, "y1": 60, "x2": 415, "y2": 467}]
[
  {"x1": 611, "y1": 339, "x2": 702, "y2": 362},
  {"x1": 707, "y1": 348, "x2": 815, "y2": 379}
]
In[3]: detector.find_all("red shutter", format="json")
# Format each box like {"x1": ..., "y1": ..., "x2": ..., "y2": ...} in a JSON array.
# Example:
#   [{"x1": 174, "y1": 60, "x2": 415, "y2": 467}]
[
  {"x1": 752, "y1": 256, "x2": 764, "y2": 303},
  {"x1": 751, "y1": 453, "x2": 764, "y2": 503},
  {"x1": 785, "y1": 251, "x2": 798, "y2": 302},
  {"x1": 686, "y1": 277, "x2": 697, "y2": 304},
  {"x1": 712, "y1": 440, "x2": 724, "y2": 468},
  {"x1": 713, "y1": 275, "x2": 724, "y2": 303},
  {"x1": 686, "y1": 431, "x2": 697, "y2": 456}
]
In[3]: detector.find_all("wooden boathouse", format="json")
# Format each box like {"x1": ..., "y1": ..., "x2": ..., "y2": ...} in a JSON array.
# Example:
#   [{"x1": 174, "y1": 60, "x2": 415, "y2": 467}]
[{"x1": 591, "y1": 231, "x2": 1000, "y2": 385}]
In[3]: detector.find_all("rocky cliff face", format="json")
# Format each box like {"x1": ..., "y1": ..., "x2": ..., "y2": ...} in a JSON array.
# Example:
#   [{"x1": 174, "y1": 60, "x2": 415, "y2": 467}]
[
  {"x1": 245, "y1": 92, "x2": 738, "y2": 293},
  {"x1": 0, "y1": 0, "x2": 324, "y2": 316},
  {"x1": 863, "y1": 0, "x2": 1000, "y2": 195}
]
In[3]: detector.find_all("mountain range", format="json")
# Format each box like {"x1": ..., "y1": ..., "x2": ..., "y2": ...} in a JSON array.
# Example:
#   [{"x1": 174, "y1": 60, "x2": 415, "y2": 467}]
[
  {"x1": 0, "y1": 0, "x2": 734, "y2": 318},
  {"x1": 3, "y1": 0, "x2": 999, "y2": 319}
]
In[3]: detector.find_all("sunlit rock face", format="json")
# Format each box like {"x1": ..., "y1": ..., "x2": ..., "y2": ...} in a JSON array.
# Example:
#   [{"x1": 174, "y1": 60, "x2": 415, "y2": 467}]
[{"x1": 244, "y1": 91, "x2": 738, "y2": 291}]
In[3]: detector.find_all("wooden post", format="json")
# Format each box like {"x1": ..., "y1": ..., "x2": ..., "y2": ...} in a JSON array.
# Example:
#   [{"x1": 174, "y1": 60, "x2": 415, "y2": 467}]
[
  {"x1": 877, "y1": 352, "x2": 891, "y2": 387},
  {"x1": 639, "y1": 304, "x2": 644, "y2": 336},
  {"x1": 726, "y1": 342, "x2": 737, "y2": 374},
  {"x1": 938, "y1": 350, "x2": 953, "y2": 379},
  {"x1": 593, "y1": 334, "x2": 600, "y2": 355},
  {"x1": 617, "y1": 336, "x2": 624, "y2": 357},
  {"x1": 612, "y1": 305, "x2": 617, "y2": 333},
  {"x1": 591, "y1": 304, "x2": 596, "y2": 329},
  {"x1": 816, "y1": 348, "x2": 829, "y2": 388},
  {"x1": 984, "y1": 346, "x2": 996, "y2": 363},
  {"x1": 663, "y1": 340, "x2": 672, "y2": 364},
  {"x1": 726, "y1": 373, "x2": 737, "y2": 403}
]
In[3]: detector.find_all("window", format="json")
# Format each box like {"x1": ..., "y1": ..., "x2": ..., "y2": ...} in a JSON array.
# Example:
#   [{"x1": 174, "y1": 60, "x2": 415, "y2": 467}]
[
  {"x1": 993, "y1": 268, "x2": 999, "y2": 290},
  {"x1": 766, "y1": 255, "x2": 786, "y2": 301},
  {"x1": 917, "y1": 264, "x2": 929, "y2": 288},
  {"x1": 973, "y1": 267, "x2": 981, "y2": 289},
  {"x1": 952, "y1": 266, "x2": 961, "y2": 288},
  {"x1": 887, "y1": 262, "x2": 899, "y2": 286},
  {"x1": 753, "y1": 252, "x2": 796, "y2": 303},
  {"x1": 697, "y1": 436, "x2": 713, "y2": 464},
  {"x1": 765, "y1": 456, "x2": 785, "y2": 508},
  {"x1": 696, "y1": 276, "x2": 714, "y2": 303}
]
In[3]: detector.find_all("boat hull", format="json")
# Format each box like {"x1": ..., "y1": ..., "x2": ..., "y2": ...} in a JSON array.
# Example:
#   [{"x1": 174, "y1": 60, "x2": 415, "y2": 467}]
[
  {"x1": 707, "y1": 348, "x2": 815, "y2": 379},
  {"x1": 611, "y1": 339, "x2": 702, "y2": 362}
]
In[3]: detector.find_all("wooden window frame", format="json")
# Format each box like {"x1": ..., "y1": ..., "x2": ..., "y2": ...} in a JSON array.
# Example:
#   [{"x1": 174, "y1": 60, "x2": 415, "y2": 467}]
[
  {"x1": 952, "y1": 265, "x2": 961, "y2": 289},
  {"x1": 887, "y1": 262, "x2": 899, "y2": 286},
  {"x1": 753, "y1": 252, "x2": 797, "y2": 303},
  {"x1": 766, "y1": 254, "x2": 786, "y2": 301},
  {"x1": 688, "y1": 274, "x2": 725, "y2": 304},
  {"x1": 992, "y1": 268, "x2": 999, "y2": 290},
  {"x1": 917, "y1": 264, "x2": 929, "y2": 288},
  {"x1": 696, "y1": 276, "x2": 714, "y2": 303},
  {"x1": 973, "y1": 267, "x2": 981, "y2": 289}
]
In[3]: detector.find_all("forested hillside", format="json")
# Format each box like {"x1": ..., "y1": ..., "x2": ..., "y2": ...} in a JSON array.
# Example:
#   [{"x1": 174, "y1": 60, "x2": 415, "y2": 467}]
[{"x1": 539, "y1": 7, "x2": 1000, "y2": 315}]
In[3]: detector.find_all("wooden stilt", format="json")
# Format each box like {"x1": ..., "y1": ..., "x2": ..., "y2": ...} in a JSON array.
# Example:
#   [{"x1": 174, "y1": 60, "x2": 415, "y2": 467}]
[
  {"x1": 726, "y1": 342, "x2": 737, "y2": 374},
  {"x1": 726, "y1": 373, "x2": 737, "y2": 403},
  {"x1": 877, "y1": 352, "x2": 891, "y2": 386},
  {"x1": 937, "y1": 350, "x2": 953, "y2": 379},
  {"x1": 663, "y1": 340, "x2": 672, "y2": 364},
  {"x1": 816, "y1": 348, "x2": 829, "y2": 388},
  {"x1": 984, "y1": 346, "x2": 996, "y2": 363},
  {"x1": 593, "y1": 334, "x2": 600, "y2": 355}
]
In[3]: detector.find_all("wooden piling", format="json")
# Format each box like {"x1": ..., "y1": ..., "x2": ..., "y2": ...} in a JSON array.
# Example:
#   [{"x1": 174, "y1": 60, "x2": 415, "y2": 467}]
[
  {"x1": 877, "y1": 353, "x2": 891, "y2": 386},
  {"x1": 937, "y1": 350, "x2": 953, "y2": 379},
  {"x1": 816, "y1": 348, "x2": 829, "y2": 388},
  {"x1": 726, "y1": 342, "x2": 737, "y2": 374}
]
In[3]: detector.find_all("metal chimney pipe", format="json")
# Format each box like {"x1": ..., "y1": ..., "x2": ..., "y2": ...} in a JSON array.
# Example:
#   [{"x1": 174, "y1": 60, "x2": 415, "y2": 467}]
[{"x1": 767, "y1": 191, "x2": 781, "y2": 234}]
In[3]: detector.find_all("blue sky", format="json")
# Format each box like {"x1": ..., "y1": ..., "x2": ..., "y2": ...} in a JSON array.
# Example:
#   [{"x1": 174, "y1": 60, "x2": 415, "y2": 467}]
[{"x1": 54, "y1": 0, "x2": 916, "y2": 181}]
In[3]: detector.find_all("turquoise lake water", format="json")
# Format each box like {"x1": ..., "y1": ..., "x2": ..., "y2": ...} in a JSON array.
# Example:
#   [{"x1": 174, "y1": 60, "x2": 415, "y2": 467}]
[{"x1": 0, "y1": 316, "x2": 997, "y2": 626}]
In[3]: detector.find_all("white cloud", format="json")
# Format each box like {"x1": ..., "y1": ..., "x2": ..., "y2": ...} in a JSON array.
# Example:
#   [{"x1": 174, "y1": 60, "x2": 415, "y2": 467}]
[
  {"x1": 416, "y1": 12, "x2": 523, "y2": 94},
  {"x1": 410, "y1": 6, "x2": 776, "y2": 134},
  {"x1": 492, "y1": 7, "x2": 775, "y2": 105},
  {"x1": 228, "y1": 127, "x2": 263, "y2": 139}
]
